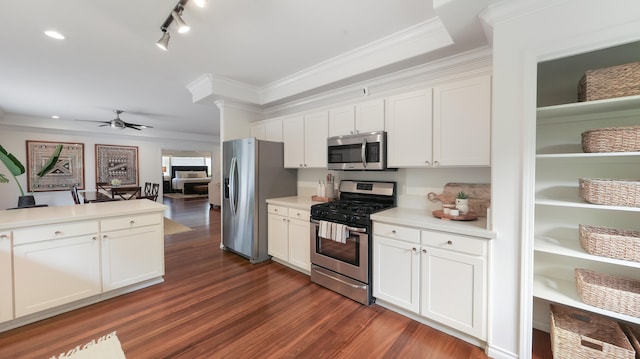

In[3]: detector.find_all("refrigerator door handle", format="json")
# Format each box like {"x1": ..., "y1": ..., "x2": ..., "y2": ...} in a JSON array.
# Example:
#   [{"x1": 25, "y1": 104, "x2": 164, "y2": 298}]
[{"x1": 229, "y1": 156, "x2": 238, "y2": 216}]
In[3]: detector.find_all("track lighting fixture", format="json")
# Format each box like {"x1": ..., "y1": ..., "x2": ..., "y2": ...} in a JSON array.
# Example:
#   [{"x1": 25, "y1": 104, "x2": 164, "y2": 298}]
[
  {"x1": 156, "y1": 28, "x2": 170, "y2": 51},
  {"x1": 156, "y1": 0, "x2": 205, "y2": 51}
]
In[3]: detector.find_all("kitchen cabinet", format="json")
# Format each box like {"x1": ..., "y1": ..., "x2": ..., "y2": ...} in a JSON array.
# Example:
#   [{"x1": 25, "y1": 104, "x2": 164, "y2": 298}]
[
  {"x1": 328, "y1": 99, "x2": 385, "y2": 137},
  {"x1": 282, "y1": 111, "x2": 328, "y2": 168},
  {"x1": 385, "y1": 76, "x2": 491, "y2": 167},
  {"x1": 533, "y1": 96, "x2": 640, "y2": 327},
  {"x1": 0, "y1": 231, "x2": 13, "y2": 322},
  {"x1": 433, "y1": 75, "x2": 491, "y2": 166},
  {"x1": 101, "y1": 213, "x2": 164, "y2": 291},
  {"x1": 267, "y1": 204, "x2": 310, "y2": 273},
  {"x1": 13, "y1": 221, "x2": 101, "y2": 317},
  {"x1": 373, "y1": 221, "x2": 488, "y2": 340},
  {"x1": 251, "y1": 119, "x2": 283, "y2": 142}
]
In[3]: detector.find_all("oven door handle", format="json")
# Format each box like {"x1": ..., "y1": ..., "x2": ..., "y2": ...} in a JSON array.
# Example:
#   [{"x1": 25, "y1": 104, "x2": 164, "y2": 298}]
[{"x1": 310, "y1": 219, "x2": 367, "y2": 233}]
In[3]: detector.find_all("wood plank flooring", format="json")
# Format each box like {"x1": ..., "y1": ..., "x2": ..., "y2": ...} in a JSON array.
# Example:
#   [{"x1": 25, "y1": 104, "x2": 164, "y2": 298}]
[{"x1": 0, "y1": 197, "x2": 549, "y2": 358}]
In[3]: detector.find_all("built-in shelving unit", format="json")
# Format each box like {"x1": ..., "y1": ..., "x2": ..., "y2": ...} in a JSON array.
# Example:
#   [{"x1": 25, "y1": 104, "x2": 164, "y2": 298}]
[{"x1": 533, "y1": 95, "x2": 640, "y2": 329}]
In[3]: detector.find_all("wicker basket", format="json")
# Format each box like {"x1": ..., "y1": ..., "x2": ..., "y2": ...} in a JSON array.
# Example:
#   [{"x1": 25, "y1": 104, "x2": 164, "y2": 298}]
[
  {"x1": 575, "y1": 268, "x2": 640, "y2": 317},
  {"x1": 550, "y1": 303, "x2": 635, "y2": 359},
  {"x1": 620, "y1": 323, "x2": 640, "y2": 359},
  {"x1": 579, "y1": 224, "x2": 640, "y2": 262},
  {"x1": 579, "y1": 178, "x2": 640, "y2": 207},
  {"x1": 578, "y1": 61, "x2": 640, "y2": 102},
  {"x1": 582, "y1": 125, "x2": 640, "y2": 153}
]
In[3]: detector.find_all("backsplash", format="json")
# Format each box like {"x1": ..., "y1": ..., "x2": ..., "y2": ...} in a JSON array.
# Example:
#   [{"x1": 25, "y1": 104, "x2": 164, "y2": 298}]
[{"x1": 297, "y1": 167, "x2": 491, "y2": 210}]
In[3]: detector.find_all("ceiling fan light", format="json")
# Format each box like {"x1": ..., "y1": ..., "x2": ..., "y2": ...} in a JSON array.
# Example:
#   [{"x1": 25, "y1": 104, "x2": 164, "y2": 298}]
[
  {"x1": 172, "y1": 10, "x2": 190, "y2": 33},
  {"x1": 156, "y1": 30, "x2": 170, "y2": 51}
]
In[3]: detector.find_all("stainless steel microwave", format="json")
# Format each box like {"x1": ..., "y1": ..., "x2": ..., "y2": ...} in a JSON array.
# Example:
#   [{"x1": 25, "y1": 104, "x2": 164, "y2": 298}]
[{"x1": 327, "y1": 131, "x2": 388, "y2": 170}]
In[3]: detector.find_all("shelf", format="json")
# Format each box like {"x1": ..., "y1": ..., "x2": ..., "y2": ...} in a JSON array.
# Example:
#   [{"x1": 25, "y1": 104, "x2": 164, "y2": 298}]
[
  {"x1": 534, "y1": 258, "x2": 640, "y2": 325},
  {"x1": 534, "y1": 236, "x2": 640, "y2": 269},
  {"x1": 536, "y1": 152, "x2": 640, "y2": 159},
  {"x1": 537, "y1": 95, "x2": 640, "y2": 123},
  {"x1": 536, "y1": 190, "x2": 640, "y2": 212}
]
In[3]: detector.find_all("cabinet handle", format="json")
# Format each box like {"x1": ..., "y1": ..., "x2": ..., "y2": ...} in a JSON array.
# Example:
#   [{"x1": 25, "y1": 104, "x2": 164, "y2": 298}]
[
  {"x1": 391, "y1": 230, "x2": 396, "y2": 235},
  {"x1": 411, "y1": 247, "x2": 417, "y2": 252},
  {"x1": 422, "y1": 249, "x2": 427, "y2": 253},
  {"x1": 55, "y1": 231, "x2": 62, "y2": 235},
  {"x1": 447, "y1": 240, "x2": 453, "y2": 245},
  {"x1": 282, "y1": 218, "x2": 287, "y2": 222},
  {"x1": 274, "y1": 208, "x2": 278, "y2": 212},
  {"x1": 130, "y1": 220, "x2": 135, "y2": 225},
  {"x1": 103, "y1": 235, "x2": 108, "y2": 239},
  {"x1": 433, "y1": 161, "x2": 440, "y2": 166},
  {"x1": 0, "y1": 234, "x2": 7, "y2": 239},
  {"x1": 92, "y1": 236, "x2": 97, "y2": 241},
  {"x1": 425, "y1": 161, "x2": 431, "y2": 166}
]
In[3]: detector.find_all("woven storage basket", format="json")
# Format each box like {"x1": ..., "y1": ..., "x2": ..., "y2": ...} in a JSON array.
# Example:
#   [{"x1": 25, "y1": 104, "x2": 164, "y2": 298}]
[
  {"x1": 550, "y1": 303, "x2": 635, "y2": 359},
  {"x1": 579, "y1": 178, "x2": 640, "y2": 207},
  {"x1": 581, "y1": 125, "x2": 640, "y2": 153},
  {"x1": 579, "y1": 224, "x2": 640, "y2": 262},
  {"x1": 578, "y1": 61, "x2": 640, "y2": 101},
  {"x1": 620, "y1": 323, "x2": 640, "y2": 359},
  {"x1": 575, "y1": 268, "x2": 640, "y2": 317}
]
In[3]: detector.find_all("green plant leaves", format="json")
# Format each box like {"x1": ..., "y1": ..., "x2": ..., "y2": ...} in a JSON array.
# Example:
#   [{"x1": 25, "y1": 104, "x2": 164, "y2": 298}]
[
  {"x1": 0, "y1": 145, "x2": 26, "y2": 177},
  {"x1": 36, "y1": 144, "x2": 63, "y2": 177}
]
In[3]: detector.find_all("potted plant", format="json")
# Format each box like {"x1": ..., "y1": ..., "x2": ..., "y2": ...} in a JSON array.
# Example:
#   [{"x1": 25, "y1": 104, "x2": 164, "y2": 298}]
[
  {"x1": 0, "y1": 144, "x2": 63, "y2": 208},
  {"x1": 455, "y1": 191, "x2": 470, "y2": 214}
]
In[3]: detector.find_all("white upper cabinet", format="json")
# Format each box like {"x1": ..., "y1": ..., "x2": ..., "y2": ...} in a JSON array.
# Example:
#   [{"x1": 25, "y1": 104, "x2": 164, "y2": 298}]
[
  {"x1": 329, "y1": 99, "x2": 385, "y2": 137},
  {"x1": 282, "y1": 111, "x2": 328, "y2": 168},
  {"x1": 251, "y1": 119, "x2": 283, "y2": 142},
  {"x1": 386, "y1": 89, "x2": 433, "y2": 167},
  {"x1": 433, "y1": 75, "x2": 491, "y2": 166}
]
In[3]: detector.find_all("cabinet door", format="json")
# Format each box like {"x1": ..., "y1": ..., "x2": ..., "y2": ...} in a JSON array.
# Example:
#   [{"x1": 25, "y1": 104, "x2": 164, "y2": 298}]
[
  {"x1": 14, "y1": 235, "x2": 101, "y2": 317},
  {"x1": 421, "y1": 246, "x2": 486, "y2": 339},
  {"x1": 288, "y1": 217, "x2": 310, "y2": 271},
  {"x1": 251, "y1": 123, "x2": 266, "y2": 140},
  {"x1": 355, "y1": 99, "x2": 385, "y2": 134},
  {"x1": 282, "y1": 116, "x2": 305, "y2": 168},
  {"x1": 303, "y1": 111, "x2": 329, "y2": 168},
  {"x1": 101, "y1": 225, "x2": 164, "y2": 291},
  {"x1": 373, "y1": 235, "x2": 420, "y2": 313},
  {"x1": 265, "y1": 120, "x2": 283, "y2": 142},
  {"x1": 386, "y1": 89, "x2": 433, "y2": 167},
  {"x1": 0, "y1": 231, "x2": 13, "y2": 322},
  {"x1": 267, "y1": 213, "x2": 289, "y2": 261},
  {"x1": 329, "y1": 105, "x2": 355, "y2": 137},
  {"x1": 433, "y1": 76, "x2": 491, "y2": 166}
]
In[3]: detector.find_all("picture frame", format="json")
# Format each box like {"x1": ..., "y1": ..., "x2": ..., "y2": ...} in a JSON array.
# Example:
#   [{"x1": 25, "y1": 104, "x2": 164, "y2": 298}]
[
  {"x1": 95, "y1": 144, "x2": 139, "y2": 186},
  {"x1": 27, "y1": 140, "x2": 85, "y2": 192}
]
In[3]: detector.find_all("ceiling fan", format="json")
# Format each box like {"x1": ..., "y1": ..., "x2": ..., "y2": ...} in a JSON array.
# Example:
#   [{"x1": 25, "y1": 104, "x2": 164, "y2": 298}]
[{"x1": 88, "y1": 110, "x2": 153, "y2": 131}]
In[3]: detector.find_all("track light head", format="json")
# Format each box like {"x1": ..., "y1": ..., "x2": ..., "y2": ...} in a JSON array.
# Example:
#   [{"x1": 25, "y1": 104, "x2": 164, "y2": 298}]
[
  {"x1": 172, "y1": 9, "x2": 190, "y2": 33},
  {"x1": 156, "y1": 29, "x2": 170, "y2": 51}
]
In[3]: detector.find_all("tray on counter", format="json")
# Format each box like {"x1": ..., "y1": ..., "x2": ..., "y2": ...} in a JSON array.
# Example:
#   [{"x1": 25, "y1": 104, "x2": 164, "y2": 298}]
[{"x1": 432, "y1": 210, "x2": 478, "y2": 221}]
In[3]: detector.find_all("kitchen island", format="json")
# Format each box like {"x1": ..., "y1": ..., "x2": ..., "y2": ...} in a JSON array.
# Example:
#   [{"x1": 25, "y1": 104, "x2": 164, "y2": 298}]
[{"x1": 0, "y1": 200, "x2": 167, "y2": 332}]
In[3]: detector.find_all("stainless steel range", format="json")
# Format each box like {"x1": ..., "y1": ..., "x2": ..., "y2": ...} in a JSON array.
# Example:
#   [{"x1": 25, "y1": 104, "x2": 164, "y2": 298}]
[{"x1": 310, "y1": 180, "x2": 396, "y2": 305}]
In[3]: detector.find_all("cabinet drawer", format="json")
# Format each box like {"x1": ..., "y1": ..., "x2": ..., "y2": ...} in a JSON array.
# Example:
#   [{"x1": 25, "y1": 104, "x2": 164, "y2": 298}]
[
  {"x1": 268, "y1": 205, "x2": 288, "y2": 216},
  {"x1": 289, "y1": 209, "x2": 310, "y2": 221},
  {"x1": 374, "y1": 222, "x2": 420, "y2": 244},
  {"x1": 14, "y1": 221, "x2": 99, "y2": 245},
  {"x1": 421, "y1": 230, "x2": 486, "y2": 256},
  {"x1": 101, "y1": 213, "x2": 161, "y2": 232}
]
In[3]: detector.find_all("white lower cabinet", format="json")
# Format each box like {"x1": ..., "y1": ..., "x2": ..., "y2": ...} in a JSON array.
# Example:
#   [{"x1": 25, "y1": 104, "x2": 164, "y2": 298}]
[
  {"x1": 373, "y1": 222, "x2": 487, "y2": 340},
  {"x1": 0, "y1": 231, "x2": 14, "y2": 322},
  {"x1": 267, "y1": 204, "x2": 310, "y2": 272},
  {"x1": 101, "y1": 213, "x2": 164, "y2": 291},
  {"x1": 13, "y1": 221, "x2": 101, "y2": 317}
]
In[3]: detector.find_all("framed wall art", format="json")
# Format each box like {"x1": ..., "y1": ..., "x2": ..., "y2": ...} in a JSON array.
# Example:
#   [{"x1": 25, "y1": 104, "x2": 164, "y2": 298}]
[
  {"x1": 95, "y1": 144, "x2": 139, "y2": 186},
  {"x1": 27, "y1": 140, "x2": 85, "y2": 192}
]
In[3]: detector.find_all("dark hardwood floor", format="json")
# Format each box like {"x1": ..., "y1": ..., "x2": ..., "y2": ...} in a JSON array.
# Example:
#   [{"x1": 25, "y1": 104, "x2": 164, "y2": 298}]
[{"x1": 0, "y1": 197, "x2": 549, "y2": 358}]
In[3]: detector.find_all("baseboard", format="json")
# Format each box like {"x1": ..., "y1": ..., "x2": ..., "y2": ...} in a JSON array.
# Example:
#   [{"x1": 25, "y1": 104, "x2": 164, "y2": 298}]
[{"x1": 486, "y1": 345, "x2": 519, "y2": 359}]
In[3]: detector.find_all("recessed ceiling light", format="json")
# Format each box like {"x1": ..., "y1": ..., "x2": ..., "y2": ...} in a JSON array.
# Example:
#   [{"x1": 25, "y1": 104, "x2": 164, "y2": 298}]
[
  {"x1": 44, "y1": 30, "x2": 65, "y2": 40},
  {"x1": 51, "y1": 115, "x2": 60, "y2": 119}
]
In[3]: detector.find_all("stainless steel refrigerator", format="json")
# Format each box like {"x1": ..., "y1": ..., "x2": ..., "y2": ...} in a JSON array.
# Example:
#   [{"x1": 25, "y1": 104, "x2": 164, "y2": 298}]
[{"x1": 222, "y1": 138, "x2": 297, "y2": 263}]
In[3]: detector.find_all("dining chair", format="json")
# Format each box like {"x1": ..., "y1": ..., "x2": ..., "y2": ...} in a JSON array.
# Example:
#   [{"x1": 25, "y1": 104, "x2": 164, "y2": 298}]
[
  {"x1": 140, "y1": 183, "x2": 160, "y2": 201},
  {"x1": 71, "y1": 186, "x2": 81, "y2": 204},
  {"x1": 112, "y1": 186, "x2": 141, "y2": 200},
  {"x1": 96, "y1": 182, "x2": 110, "y2": 195},
  {"x1": 144, "y1": 182, "x2": 152, "y2": 195}
]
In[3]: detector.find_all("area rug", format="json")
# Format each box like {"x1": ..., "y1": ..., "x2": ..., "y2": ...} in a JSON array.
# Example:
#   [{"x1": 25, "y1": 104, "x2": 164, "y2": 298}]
[
  {"x1": 163, "y1": 193, "x2": 208, "y2": 199},
  {"x1": 51, "y1": 331, "x2": 125, "y2": 359},
  {"x1": 164, "y1": 217, "x2": 193, "y2": 235}
]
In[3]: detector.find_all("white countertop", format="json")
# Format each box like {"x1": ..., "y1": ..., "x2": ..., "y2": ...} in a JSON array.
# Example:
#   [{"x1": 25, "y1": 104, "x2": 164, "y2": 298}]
[
  {"x1": 371, "y1": 207, "x2": 496, "y2": 239},
  {"x1": 266, "y1": 196, "x2": 327, "y2": 210},
  {"x1": 0, "y1": 200, "x2": 167, "y2": 230}
]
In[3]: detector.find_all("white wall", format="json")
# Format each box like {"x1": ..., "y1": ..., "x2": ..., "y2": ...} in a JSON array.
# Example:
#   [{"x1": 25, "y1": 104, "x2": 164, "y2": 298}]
[
  {"x1": 0, "y1": 123, "x2": 219, "y2": 210},
  {"x1": 486, "y1": 1, "x2": 640, "y2": 358}
]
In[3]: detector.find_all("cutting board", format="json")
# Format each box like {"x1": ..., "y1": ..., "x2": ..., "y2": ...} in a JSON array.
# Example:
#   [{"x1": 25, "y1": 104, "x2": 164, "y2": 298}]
[{"x1": 427, "y1": 183, "x2": 491, "y2": 217}]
